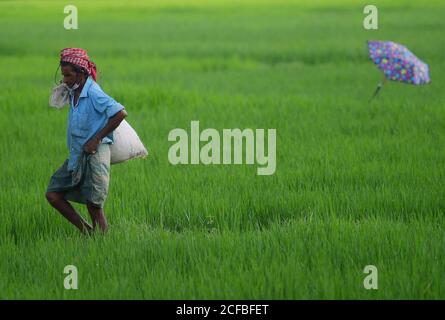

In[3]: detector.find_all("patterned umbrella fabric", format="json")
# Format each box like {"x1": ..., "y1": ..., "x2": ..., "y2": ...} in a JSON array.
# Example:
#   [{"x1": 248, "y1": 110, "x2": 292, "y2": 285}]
[{"x1": 368, "y1": 40, "x2": 430, "y2": 85}]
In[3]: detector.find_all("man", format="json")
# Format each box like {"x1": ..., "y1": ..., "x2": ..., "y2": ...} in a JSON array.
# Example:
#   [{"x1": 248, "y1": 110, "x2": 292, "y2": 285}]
[{"x1": 46, "y1": 48, "x2": 127, "y2": 234}]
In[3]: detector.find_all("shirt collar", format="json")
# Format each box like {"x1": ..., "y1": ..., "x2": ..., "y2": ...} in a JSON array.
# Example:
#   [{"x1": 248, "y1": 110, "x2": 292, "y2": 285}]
[{"x1": 79, "y1": 76, "x2": 93, "y2": 98}]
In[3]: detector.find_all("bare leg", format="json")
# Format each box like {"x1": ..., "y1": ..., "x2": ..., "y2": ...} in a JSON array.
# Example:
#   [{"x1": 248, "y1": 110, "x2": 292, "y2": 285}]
[
  {"x1": 86, "y1": 201, "x2": 108, "y2": 233},
  {"x1": 46, "y1": 191, "x2": 93, "y2": 234}
]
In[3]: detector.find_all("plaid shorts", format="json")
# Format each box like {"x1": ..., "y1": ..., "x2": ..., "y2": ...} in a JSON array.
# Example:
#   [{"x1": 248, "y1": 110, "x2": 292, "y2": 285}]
[{"x1": 47, "y1": 143, "x2": 111, "y2": 208}]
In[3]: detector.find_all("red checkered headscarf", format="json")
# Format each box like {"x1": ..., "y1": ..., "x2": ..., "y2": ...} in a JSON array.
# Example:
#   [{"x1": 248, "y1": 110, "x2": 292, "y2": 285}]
[{"x1": 60, "y1": 48, "x2": 97, "y2": 81}]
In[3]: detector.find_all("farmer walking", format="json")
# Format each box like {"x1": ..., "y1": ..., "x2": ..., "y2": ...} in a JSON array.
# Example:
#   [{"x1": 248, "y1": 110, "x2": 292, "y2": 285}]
[{"x1": 46, "y1": 48, "x2": 127, "y2": 234}]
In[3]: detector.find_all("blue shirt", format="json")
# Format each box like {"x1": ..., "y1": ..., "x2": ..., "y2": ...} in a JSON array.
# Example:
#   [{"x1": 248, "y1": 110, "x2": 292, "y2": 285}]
[{"x1": 67, "y1": 76, "x2": 124, "y2": 171}]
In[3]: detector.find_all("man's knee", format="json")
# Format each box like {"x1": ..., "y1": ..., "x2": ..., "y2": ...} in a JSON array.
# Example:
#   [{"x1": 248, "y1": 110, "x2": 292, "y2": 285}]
[
  {"x1": 86, "y1": 201, "x2": 101, "y2": 211},
  {"x1": 46, "y1": 191, "x2": 63, "y2": 205}
]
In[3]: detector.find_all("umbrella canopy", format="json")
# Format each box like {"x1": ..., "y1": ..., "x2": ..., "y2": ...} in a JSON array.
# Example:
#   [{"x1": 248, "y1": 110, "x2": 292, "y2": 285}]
[{"x1": 368, "y1": 40, "x2": 430, "y2": 85}]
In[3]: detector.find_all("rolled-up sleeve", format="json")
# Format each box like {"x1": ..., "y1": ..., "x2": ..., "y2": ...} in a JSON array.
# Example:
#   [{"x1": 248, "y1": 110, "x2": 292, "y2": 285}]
[{"x1": 90, "y1": 87, "x2": 124, "y2": 118}]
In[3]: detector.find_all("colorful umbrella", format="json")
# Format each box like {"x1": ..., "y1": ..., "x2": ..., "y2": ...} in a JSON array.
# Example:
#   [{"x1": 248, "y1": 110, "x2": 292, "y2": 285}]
[{"x1": 367, "y1": 40, "x2": 430, "y2": 101}]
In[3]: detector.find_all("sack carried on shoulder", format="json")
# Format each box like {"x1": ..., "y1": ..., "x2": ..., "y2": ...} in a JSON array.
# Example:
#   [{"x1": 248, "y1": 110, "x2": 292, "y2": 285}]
[{"x1": 110, "y1": 119, "x2": 148, "y2": 164}]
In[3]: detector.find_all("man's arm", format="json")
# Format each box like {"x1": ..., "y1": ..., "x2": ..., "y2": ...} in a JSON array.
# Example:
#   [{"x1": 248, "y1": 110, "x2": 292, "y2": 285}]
[{"x1": 84, "y1": 109, "x2": 128, "y2": 154}]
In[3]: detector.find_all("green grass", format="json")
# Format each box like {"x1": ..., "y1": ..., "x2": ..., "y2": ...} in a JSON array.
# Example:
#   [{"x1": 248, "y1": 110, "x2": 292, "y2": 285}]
[{"x1": 0, "y1": 0, "x2": 444, "y2": 299}]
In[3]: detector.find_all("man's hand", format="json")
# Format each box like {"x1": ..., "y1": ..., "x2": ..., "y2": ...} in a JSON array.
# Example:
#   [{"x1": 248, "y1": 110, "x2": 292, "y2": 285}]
[
  {"x1": 84, "y1": 137, "x2": 101, "y2": 154},
  {"x1": 83, "y1": 109, "x2": 127, "y2": 155}
]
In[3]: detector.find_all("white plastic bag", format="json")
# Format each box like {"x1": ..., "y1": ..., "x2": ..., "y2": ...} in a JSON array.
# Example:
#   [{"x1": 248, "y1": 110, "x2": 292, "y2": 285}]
[
  {"x1": 110, "y1": 119, "x2": 148, "y2": 164},
  {"x1": 49, "y1": 83, "x2": 70, "y2": 108}
]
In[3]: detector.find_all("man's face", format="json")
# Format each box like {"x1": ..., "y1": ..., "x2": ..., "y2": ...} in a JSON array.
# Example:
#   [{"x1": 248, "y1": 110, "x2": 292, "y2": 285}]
[{"x1": 61, "y1": 65, "x2": 80, "y2": 87}]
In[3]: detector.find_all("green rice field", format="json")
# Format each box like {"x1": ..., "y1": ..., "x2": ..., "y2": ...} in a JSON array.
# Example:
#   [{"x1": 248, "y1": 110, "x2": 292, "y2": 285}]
[{"x1": 0, "y1": 0, "x2": 444, "y2": 299}]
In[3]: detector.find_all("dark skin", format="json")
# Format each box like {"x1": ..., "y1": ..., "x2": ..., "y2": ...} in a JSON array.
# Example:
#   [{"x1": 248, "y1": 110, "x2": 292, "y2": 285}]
[{"x1": 46, "y1": 64, "x2": 128, "y2": 234}]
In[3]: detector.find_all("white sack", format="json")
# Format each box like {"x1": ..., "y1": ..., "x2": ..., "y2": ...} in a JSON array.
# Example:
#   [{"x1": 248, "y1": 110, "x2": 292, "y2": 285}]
[{"x1": 110, "y1": 119, "x2": 148, "y2": 164}]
